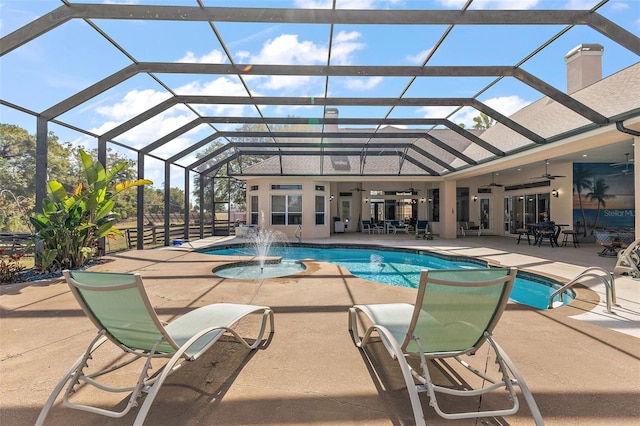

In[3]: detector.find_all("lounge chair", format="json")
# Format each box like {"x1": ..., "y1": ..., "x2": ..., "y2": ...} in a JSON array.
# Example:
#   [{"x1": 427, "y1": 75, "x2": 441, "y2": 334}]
[
  {"x1": 37, "y1": 270, "x2": 274, "y2": 425},
  {"x1": 614, "y1": 237, "x2": 640, "y2": 277},
  {"x1": 594, "y1": 229, "x2": 621, "y2": 257},
  {"x1": 458, "y1": 221, "x2": 483, "y2": 236},
  {"x1": 348, "y1": 267, "x2": 543, "y2": 426}
]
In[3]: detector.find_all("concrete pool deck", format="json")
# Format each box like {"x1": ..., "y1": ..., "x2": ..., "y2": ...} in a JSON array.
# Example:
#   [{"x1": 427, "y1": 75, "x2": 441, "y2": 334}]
[{"x1": 1, "y1": 234, "x2": 639, "y2": 425}]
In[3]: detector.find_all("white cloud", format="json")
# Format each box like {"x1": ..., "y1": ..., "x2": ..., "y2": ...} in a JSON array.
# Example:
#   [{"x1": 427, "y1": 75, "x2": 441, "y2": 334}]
[
  {"x1": 484, "y1": 95, "x2": 531, "y2": 116},
  {"x1": 343, "y1": 76, "x2": 383, "y2": 90},
  {"x1": 252, "y1": 34, "x2": 327, "y2": 64},
  {"x1": 448, "y1": 95, "x2": 531, "y2": 127},
  {"x1": 177, "y1": 49, "x2": 226, "y2": 64},
  {"x1": 417, "y1": 105, "x2": 459, "y2": 119},
  {"x1": 95, "y1": 89, "x2": 172, "y2": 122},
  {"x1": 610, "y1": 2, "x2": 630, "y2": 10},
  {"x1": 262, "y1": 75, "x2": 318, "y2": 91},
  {"x1": 406, "y1": 48, "x2": 433, "y2": 64},
  {"x1": 235, "y1": 50, "x2": 251, "y2": 60},
  {"x1": 564, "y1": 0, "x2": 600, "y2": 9},
  {"x1": 294, "y1": 0, "x2": 333, "y2": 7},
  {"x1": 176, "y1": 76, "x2": 247, "y2": 96},
  {"x1": 330, "y1": 31, "x2": 365, "y2": 65},
  {"x1": 244, "y1": 31, "x2": 364, "y2": 91}
]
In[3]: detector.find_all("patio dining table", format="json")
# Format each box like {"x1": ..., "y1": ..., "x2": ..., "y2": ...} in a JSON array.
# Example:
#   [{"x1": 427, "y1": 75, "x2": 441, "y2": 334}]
[{"x1": 527, "y1": 223, "x2": 568, "y2": 247}]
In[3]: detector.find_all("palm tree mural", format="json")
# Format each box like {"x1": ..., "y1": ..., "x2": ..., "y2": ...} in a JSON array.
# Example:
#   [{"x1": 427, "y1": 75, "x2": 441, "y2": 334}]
[
  {"x1": 573, "y1": 164, "x2": 594, "y2": 237},
  {"x1": 586, "y1": 177, "x2": 615, "y2": 231}
]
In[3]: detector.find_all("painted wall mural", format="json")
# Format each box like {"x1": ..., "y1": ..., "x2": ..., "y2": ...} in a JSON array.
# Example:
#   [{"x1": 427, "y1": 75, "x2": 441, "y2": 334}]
[{"x1": 573, "y1": 162, "x2": 635, "y2": 232}]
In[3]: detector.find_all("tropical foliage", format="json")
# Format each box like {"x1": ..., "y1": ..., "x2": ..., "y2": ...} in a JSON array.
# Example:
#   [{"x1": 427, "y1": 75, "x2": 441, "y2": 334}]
[
  {"x1": 29, "y1": 150, "x2": 152, "y2": 272},
  {"x1": 586, "y1": 177, "x2": 615, "y2": 230},
  {"x1": 572, "y1": 164, "x2": 594, "y2": 237}
]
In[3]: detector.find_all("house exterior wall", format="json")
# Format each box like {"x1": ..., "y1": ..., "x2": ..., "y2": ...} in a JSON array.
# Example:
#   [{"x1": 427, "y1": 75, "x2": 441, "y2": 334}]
[{"x1": 246, "y1": 177, "x2": 332, "y2": 239}]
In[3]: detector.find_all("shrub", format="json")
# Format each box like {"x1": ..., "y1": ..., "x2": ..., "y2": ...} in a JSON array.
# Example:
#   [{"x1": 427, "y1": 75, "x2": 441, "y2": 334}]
[
  {"x1": 29, "y1": 150, "x2": 152, "y2": 272},
  {"x1": 0, "y1": 249, "x2": 25, "y2": 284}
]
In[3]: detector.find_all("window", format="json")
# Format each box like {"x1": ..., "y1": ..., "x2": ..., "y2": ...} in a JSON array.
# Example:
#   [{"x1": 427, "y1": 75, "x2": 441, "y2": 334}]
[
  {"x1": 271, "y1": 184, "x2": 302, "y2": 190},
  {"x1": 250, "y1": 196, "x2": 259, "y2": 225},
  {"x1": 250, "y1": 185, "x2": 258, "y2": 191},
  {"x1": 315, "y1": 185, "x2": 325, "y2": 191},
  {"x1": 315, "y1": 195, "x2": 325, "y2": 225},
  {"x1": 271, "y1": 195, "x2": 302, "y2": 225},
  {"x1": 429, "y1": 189, "x2": 440, "y2": 222}
]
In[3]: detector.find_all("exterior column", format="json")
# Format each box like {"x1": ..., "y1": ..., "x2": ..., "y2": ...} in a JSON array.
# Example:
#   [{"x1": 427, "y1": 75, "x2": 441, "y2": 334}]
[
  {"x1": 440, "y1": 180, "x2": 458, "y2": 239},
  {"x1": 35, "y1": 117, "x2": 48, "y2": 213},
  {"x1": 635, "y1": 136, "x2": 640, "y2": 237}
]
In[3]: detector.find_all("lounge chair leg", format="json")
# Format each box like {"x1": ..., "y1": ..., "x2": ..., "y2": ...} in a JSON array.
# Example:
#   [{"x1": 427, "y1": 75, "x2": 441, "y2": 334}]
[
  {"x1": 36, "y1": 334, "x2": 110, "y2": 426},
  {"x1": 488, "y1": 336, "x2": 545, "y2": 426}
]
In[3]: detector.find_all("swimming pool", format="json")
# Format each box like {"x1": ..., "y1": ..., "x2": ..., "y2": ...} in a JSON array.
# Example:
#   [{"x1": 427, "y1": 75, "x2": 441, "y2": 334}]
[{"x1": 205, "y1": 245, "x2": 574, "y2": 309}]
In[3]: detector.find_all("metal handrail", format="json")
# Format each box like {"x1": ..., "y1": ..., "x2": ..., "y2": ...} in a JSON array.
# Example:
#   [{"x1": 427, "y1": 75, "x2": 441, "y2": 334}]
[{"x1": 548, "y1": 267, "x2": 616, "y2": 313}]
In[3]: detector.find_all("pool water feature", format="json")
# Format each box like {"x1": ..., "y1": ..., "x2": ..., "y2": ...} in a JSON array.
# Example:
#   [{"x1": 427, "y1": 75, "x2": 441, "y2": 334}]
[
  {"x1": 206, "y1": 245, "x2": 574, "y2": 309},
  {"x1": 215, "y1": 261, "x2": 305, "y2": 279}
]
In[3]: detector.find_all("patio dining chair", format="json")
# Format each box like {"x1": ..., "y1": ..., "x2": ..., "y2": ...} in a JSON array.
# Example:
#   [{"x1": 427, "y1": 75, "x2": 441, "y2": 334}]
[
  {"x1": 36, "y1": 270, "x2": 274, "y2": 425},
  {"x1": 348, "y1": 267, "x2": 543, "y2": 426},
  {"x1": 415, "y1": 220, "x2": 429, "y2": 236},
  {"x1": 389, "y1": 220, "x2": 410, "y2": 234}
]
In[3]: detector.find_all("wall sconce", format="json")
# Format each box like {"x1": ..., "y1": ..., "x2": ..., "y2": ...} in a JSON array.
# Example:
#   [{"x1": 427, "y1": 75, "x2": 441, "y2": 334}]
[
  {"x1": 551, "y1": 189, "x2": 559, "y2": 198},
  {"x1": 329, "y1": 194, "x2": 334, "y2": 201},
  {"x1": 410, "y1": 199, "x2": 417, "y2": 205},
  {"x1": 473, "y1": 195, "x2": 478, "y2": 202},
  {"x1": 428, "y1": 198, "x2": 433, "y2": 203},
  {"x1": 365, "y1": 197, "x2": 369, "y2": 203},
  {"x1": 420, "y1": 197, "x2": 426, "y2": 204}
]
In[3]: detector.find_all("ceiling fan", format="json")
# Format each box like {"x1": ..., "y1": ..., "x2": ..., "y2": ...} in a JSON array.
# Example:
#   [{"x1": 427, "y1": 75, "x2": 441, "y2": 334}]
[
  {"x1": 401, "y1": 182, "x2": 421, "y2": 193},
  {"x1": 608, "y1": 153, "x2": 634, "y2": 176},
  {"x1": 349, "y1": 185, "x2": 367, "y2": 192},
  {"x1": 530, "y1": 160, "x2": 566, "y2": 180},
  {"x1": 480, "y1": 172, "x2": 504, "y2": 188},
  {"x1": 611, "y1": 153, "x2": 634, "y2": 167}
]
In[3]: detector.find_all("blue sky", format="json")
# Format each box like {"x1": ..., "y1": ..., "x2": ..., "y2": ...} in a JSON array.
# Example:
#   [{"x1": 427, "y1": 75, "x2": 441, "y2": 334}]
[{"x1": 1, "y1": 0, "x2": 639, "y2": 190}]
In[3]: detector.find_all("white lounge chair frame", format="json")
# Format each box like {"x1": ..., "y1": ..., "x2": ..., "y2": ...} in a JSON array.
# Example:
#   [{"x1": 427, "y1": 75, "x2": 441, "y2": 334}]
[
  {"x1": 614, "y1": 237, "x2": 640, "y2": 277},
  {"x1": 348, "y1": 267, "x2": 543, "y2": 426},
  {"x1": 37, "y1": 270, "x2": 274, "y2": 425}
]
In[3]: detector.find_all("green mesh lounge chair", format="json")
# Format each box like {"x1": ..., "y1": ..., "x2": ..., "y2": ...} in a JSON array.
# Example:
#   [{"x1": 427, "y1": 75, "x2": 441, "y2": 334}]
[
  {"x1": 37, "y1": 270, "x2": 274, "y2": 425},
  {"x1": 348, "y1": 267, "x2": 543, "y2": 426}
]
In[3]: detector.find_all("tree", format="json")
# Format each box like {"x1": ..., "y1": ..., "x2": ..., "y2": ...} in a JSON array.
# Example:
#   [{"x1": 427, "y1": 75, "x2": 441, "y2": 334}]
[
  {"x1": 572, "y1": 164, "x2": 594, "y2": 237},
  {"x1": 0, "y1": 124, "x2": 36, "y2": 200},
  {"x1": 472, "y1": 113, "x2": 495, "y2": 130},
  {"x1": 586, "y1": 177, "x2": 615, "y2": 230},
  {"x1": 0, "y1": 124, "x2": 74, "y2": 231}
]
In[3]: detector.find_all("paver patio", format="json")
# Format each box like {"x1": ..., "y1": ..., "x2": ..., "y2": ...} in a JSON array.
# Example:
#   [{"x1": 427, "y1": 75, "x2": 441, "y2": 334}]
[{"x1": 1, "y1": 235, "x2": 639, "y2": 425}]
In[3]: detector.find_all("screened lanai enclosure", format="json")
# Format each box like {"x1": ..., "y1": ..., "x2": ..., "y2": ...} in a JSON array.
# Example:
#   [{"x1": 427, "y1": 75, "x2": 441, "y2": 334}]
[{"x1": 1, "y1": 1, "x2": 639, "y2": 248}]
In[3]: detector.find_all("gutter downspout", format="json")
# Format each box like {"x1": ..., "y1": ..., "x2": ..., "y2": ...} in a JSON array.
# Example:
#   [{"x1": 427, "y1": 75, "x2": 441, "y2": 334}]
[{"x1": 616, "y1": 121, "x2": 640, "y2": 137}]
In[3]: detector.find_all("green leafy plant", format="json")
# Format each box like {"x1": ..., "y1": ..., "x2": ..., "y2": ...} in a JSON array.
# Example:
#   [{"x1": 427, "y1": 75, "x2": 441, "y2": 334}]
[
  {"x1": 29, "y1": 150, "x2": 152, "y2": 272},
  {"x1": 0, "y1": 249, "x2": 25, "y2": 283}
]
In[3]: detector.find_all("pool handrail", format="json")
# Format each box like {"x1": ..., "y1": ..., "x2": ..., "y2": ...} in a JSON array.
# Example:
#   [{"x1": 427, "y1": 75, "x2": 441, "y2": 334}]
[{"x1": 548, "y1": 267, "x2": 616, "y2": 313}]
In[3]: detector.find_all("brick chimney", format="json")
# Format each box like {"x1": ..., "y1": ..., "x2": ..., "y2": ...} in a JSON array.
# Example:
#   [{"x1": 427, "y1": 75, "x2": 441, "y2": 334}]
[
  {"x1": 324, "y1": 108, "x2": 338, "y2": 133},
  {"x1": 565, "y1": 43, "x2": 604, "y2": 94}
]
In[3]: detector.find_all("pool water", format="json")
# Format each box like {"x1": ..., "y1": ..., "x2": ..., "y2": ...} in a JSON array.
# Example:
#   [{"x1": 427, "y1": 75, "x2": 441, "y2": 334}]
[{"x1": 206, "y1": 245, "x2": 574, "y2": 309}]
